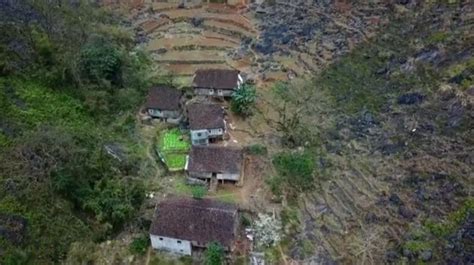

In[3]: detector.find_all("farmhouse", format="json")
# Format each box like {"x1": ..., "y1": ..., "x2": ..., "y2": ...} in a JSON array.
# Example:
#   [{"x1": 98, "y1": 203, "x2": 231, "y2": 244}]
[
  {"x1": 186, "y1": 145, "x2": 243, "y2": 182},
  {"x1": 187, "y1": 102, "x2": 226, "y2": 145},
  {"x1": 145, "y1": 86, "x2": 183, "y2": 123},
  {"x1": 149, "y1": 198, "x2": 239, "y2": 255},
  {"x1": 192, "y1": 69, "x2": 243, "y2": 97}
]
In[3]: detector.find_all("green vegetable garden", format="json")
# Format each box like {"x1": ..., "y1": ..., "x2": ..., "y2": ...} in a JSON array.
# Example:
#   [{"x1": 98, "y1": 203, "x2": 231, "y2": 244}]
[{"x1": 157, "y1": 129, "x2": 190, "y2": 171}]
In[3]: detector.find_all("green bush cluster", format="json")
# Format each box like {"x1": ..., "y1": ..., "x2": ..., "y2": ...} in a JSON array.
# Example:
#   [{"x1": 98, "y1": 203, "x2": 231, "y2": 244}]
[
  {"x1": 205, "y1": 242, "x2": 225, "y2": 265},
  {"x1": 191, "y1": 186, "x2": 208, "y2": 199},
  {"x1": 129, "y1": 235, "x2": 150, "y2": 255},
  {"x1": 267, "y1": 151, "x2": 315, "y2": 196}
]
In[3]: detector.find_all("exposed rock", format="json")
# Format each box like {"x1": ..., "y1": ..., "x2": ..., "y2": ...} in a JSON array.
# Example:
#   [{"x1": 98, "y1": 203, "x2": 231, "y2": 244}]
[
  {"x1": 397, "y1": 0, "x2": 411, "y2": 5},
  {"x1": 399, "y1": 205, "x2": 416, "y2": 219},
  {"x1": 402, "y1": 248, "x2": 414, "y2": 258},
  {"x1": 397, "y1": 93, "x2": 425, "y2": 105},
  {"x1": 415, "y1": 49, "x2": 443, "y2": 65},
  {"x1": 420, "y1": 250, "x2": 433, "y2": 261},
  {"x1": 191, "y1": 17, "x2": 204, "y2": 27},
  {"x1": 389, "y1": 194, "x2": 403, "y2": 206},
  {"x1": 466, "y1": 87, "x2": 474, "y2": 96},
  {"x1": 385, "y1": 250, "x2": 399, "y2": 263},
  {"x1": 381, "y1": 142, "x2": 405, "y2": 156},
  {"x1": 104, "y1": 143, "x2": 127, "y2": 162},
  {"x1": 0, "y1": 214, "x2": 27, "y2": 245}
]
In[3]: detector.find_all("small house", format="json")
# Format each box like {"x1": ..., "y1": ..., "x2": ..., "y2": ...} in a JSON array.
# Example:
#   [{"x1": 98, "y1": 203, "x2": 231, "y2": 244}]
[
  {"x1": 185, "y1": 145, "x2": 243, "y2": 182},
  {"x1": 192, "y1": 69, "x2": 243, "y2": 97},
  {"x1": 145, "y1": 86, "x2": 183, "y2": 123},
  {"x1": 187, "y1": 102, "x2": 226, "y2": 145},
  {"x1": 149, "y1": 198, "x2": 238, "y2": 255}
]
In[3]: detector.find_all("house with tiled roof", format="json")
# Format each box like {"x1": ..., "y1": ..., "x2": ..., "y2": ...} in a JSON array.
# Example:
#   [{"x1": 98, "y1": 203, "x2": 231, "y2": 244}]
[
  {"x1": 185, "y1": 145, "x2": 243, "y2": 182},
  {"x1": 186, "y1": 102, "x2": 226, "y2": 145},
  {"x1": 192, "y1": 69, "x2": 243, "y2": 97},
  {"x1": 145, "y1": 86, "x2": 183, "y2": 123},
  {"x1": 149, "y1": 198, "x2": 239, "y2": 255}
]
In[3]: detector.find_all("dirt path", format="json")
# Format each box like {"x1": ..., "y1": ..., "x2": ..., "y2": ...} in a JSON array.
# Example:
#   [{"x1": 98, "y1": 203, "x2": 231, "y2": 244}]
[{"x1": 145, "y1": 247, "x2": 152, "y2": 265}]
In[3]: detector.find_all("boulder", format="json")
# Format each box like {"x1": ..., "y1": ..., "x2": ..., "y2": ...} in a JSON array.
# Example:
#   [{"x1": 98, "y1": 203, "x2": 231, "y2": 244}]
[
  {"x1": 397, "y1": 93, "x2": 424, "y2": 105},
  {"x1": 420, "y1": 250, "x2": 433, "y2": 261}
]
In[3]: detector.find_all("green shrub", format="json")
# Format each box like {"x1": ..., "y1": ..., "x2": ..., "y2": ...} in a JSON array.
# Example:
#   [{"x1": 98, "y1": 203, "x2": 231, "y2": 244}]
[
  {"x1": 130, "y1": 235, "x2": 150, "y2": 255},
  {"x1": 191, "y1": 186, "x2": 207, "y2": 199},
  {"x1": 205, "y1": 242, "x2": 224, "y2": 265},
  {"x1": 240, "y1": 214, "x2": 252, "y2": 227},
  {"x1": 272, "y1": 151, "x2": 315, "y2": 193},
  {"x1": 247, "y1": 144, "x2": 268, "y2": 156},
  {"x1": 231, "y1": 84, "x2": 257, "y2": 116},
  {"x1": 265, "y1": 175, "x2": 283, "y2": 198},
  {"x1": 272, "y1": 81, "x2": 289, "y2": 99}
]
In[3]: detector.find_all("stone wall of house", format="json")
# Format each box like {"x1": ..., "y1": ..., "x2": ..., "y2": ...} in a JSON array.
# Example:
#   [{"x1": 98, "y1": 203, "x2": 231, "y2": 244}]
[
  {"x1": 150, "y1": 234, "x2": 192, "y2": 255},
  {"x1": 217, "y1": 172, "x2": 240, "y2": 181}
]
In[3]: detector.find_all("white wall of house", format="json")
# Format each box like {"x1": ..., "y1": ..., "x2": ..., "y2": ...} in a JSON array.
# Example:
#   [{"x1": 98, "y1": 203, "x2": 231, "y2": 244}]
[
  {"x1": 190, "y1": 129, "x2": 209, "y2": 145},
  {"x1": 190, "y1": 128, "x2": 224, "y2": 145},
  {"x1": 195, "y1": 88, "x2": 235, "y2": 97},
  {"x1": 150, "y1": 234, "x2": 192, "y2": 255},
  {"x1": 208, "y1": 128, "x2": 224, "y2": 137},
  {"x1": 237, "y1": 74, "x2": 243, "y2": 89},
  {"x1": 188, "y1": 171, "x2": 240, "y2": 181},
  {"x1": 148, "y1": 109, "x2": 181, "y2": 119}
]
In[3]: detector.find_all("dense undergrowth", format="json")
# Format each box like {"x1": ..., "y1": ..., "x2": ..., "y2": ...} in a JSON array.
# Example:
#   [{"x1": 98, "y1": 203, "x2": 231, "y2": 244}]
[{"x1": 0, "y1": 1, "x2": 159, "y2": 264}]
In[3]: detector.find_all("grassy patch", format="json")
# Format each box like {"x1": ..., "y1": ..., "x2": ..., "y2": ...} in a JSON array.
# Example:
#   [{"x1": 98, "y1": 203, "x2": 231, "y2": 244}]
[
  {"x1": 403, "y1": 240, "x2": 433, "y2": 252},
  {"x1": 162, "y1": 153, "x2": 188, "y2": 170},
  {"x1": 174, "y1": 178, "x2": 193, "y2": 196},
  {"x1": 213, "y1": 191, "x2": 238, "y2": 204}
]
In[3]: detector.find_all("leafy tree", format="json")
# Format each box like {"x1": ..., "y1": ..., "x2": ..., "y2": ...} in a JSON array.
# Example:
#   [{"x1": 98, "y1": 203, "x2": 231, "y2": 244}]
[
  {"x1": 231, "y1": 84, "x2": 257, "y2": 116},
  {"x1": 84, "y1": 177, "x2": 145, "y2": 229},
  {"x1": 276, "y1": 103, "x2": 309, "y2": 147},
  {"x1": 205, "y1": 242, "x2": 224, "y2": 265},
  {"x1": 80, "y1": 36, "x2": 122, "y2": 85}
]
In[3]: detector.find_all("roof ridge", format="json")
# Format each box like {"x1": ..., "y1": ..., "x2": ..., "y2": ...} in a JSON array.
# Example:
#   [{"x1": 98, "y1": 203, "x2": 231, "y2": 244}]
[
  {"x1": 176, "y1": 202, "x2": 236, "y2": 213},
  {"x1": 160, "y1": 200, "x2": 237, "y2": 213}
]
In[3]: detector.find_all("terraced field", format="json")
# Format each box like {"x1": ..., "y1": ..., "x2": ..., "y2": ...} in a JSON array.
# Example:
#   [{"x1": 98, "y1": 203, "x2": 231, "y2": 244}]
[{"x1": 129, "y1": 2, "x2": 257, "y2": 85}]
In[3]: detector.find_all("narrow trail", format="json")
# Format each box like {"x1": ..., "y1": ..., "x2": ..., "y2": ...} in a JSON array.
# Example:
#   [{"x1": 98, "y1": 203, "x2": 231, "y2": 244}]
[{"x1": 145, "y1": 247, "x2": 152, "y2": 265}]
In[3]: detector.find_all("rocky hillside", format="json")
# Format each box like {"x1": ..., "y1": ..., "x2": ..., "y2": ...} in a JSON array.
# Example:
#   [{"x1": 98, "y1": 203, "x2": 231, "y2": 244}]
[{"x1": 251, "y1": 1, "x2": 473, "y2": 264}]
